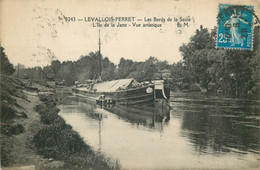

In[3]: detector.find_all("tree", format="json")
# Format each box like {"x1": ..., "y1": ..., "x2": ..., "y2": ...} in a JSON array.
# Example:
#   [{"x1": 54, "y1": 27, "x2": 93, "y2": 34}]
[
  {"x1": 51, "y1": 60, "x2": 61, "y2": 79},
  {"x1": 126, "y1": 59, "x2": 158, "y2": 82},
  {"x1": 178, "y1": 25, "x2": 259, "y2": 97},
  {"x1": 58, "y1": 61, "x2": 76, "y2": 85},
  {"x1": 0, "y1": 44, "x2": 15, "y2": 75},
  {"x1": 179, "y1": 26, "x2": 216, "y2": 89},
  {"x1": 101, "y1": 57, "x2": 116, "y2": 81},
  {"x1": 116, "y1": 58, "x2": 134, "y2": 79}
]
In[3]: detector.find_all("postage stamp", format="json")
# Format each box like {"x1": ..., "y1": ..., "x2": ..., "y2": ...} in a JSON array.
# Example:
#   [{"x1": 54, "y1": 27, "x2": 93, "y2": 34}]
[{"x1": 217, "y1": 4, "x2": 254, "y2": 50}]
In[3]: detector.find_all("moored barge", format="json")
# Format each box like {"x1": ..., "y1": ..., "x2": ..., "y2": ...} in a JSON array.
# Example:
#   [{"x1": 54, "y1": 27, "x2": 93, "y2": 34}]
[{"x1": 72, "y1": 78, "x2": 170, "y2": 106}]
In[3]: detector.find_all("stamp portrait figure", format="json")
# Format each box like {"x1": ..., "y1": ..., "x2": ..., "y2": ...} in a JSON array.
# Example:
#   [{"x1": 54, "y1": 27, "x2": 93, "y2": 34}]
[{"x1": 217, "y1": 4, "x2": 254, "y2": 49}]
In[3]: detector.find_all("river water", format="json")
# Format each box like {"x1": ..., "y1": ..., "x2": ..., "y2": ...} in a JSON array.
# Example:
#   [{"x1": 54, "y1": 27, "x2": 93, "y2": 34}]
[{"x1": 58, "y1": 92, "x2": 260, "y2": 169}]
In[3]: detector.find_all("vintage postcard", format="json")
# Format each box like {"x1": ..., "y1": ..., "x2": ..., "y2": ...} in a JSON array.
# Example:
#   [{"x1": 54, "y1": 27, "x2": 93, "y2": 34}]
[{"x1": 0, "y1": 0, "x2": 259, "y2": 169}]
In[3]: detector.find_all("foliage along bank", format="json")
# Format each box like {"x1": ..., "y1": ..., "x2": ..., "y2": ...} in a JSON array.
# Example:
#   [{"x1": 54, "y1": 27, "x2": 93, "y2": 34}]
[
  {"x1": 177, "y1": 25, "x2": 260, "y2": 97},
  {"x1": 6, "y1": 26, "x2": 260, "y2": 98},
  {"x1": 34, "y1": 93, "x2": 120, "y2": 169}
]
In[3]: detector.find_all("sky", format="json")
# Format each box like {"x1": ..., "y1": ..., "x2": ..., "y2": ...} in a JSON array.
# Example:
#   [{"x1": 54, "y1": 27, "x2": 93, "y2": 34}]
[{"x1": 0, "y1": 0, "x2": 259, "y2": 67}]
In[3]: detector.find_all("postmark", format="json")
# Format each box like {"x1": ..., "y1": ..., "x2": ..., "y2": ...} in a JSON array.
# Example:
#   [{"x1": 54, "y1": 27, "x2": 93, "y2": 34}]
[{"x1": 217, "y1": 4, "x2": 254, "y2": 50}]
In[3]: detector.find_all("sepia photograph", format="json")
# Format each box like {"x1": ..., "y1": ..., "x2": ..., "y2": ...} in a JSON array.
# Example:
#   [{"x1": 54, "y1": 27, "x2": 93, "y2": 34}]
[{"x1": 0, "y1": 0, "x2": 259, "y2": 169}]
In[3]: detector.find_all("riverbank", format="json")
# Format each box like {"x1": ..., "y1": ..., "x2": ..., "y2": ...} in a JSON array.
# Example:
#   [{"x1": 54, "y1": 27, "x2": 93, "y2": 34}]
[
  {"x1": 35, "y1": 93, "x2": 120, "y2": 169},
  {"x1": 1, "y1": 75, "x2": 62, "y2": 169},
  {"x1": 0, "y1": 76, "x2": 119, "y2": 169}
]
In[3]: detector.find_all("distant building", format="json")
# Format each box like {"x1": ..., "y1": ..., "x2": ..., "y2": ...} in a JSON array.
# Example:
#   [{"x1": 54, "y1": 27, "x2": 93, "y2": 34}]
[
  {"x1": 46, "y1": 73, "x2": 55, "y2": 81},
  {"x1": 160, "y1": 69, "x2": 171, "y2": 79},
  {"x1": 153, "y1": 69, "x2": 171, "y2": 80}
]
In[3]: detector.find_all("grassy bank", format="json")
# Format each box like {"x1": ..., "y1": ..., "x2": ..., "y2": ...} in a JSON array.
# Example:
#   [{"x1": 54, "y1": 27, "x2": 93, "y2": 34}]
[
  {"x1": 1, "y1": 75, "x2": 66, "y2": 169},
  {"x1": 0, "y1": 75, "x2": 26, "y2": 123},
  {"x1": 34, "y1": 93, "x2": 120, "y2": 169},
  {"x1": 0, "y1": 75, "x2": 27, "y2": 166},
  {"x1": 0, "y1": 76, "x2": 120, "y2": 169}
]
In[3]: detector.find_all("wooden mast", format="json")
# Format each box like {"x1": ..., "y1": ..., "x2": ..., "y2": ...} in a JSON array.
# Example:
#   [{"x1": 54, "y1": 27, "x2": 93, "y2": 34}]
[{"x1": 98, "y1": 30, "x2": 102, "y2": 80}]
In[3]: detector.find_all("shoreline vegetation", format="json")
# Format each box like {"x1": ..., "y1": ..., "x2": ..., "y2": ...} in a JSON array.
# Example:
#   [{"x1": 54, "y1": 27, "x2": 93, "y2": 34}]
[
  {"x1": 11, "y1": 26, "x2": 260, "y2": 99},
  {"x1": 0, "y1": 75, "x2": 120, "y2": 169}
]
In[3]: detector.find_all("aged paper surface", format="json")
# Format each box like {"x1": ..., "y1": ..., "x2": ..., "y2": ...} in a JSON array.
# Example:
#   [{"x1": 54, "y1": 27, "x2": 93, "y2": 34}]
[{"x1": 0, "y1": 0, "x2": 259, "y2": 169}]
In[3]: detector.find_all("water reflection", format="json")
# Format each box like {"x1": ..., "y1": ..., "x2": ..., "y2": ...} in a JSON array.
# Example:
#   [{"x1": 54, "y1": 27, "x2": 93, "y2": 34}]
[
  {"x1": 58, "y1": 92, "x2": 260, "y2": 169},
  {"x1": 173, "y1": 92, "x2": 260, "y2": 155},
  {"x1": 61, "y1": 94, "x2": 170, "y2": 128},
  {"x1": 104, "y1": 104, "x2": 170, "y2": 129}
]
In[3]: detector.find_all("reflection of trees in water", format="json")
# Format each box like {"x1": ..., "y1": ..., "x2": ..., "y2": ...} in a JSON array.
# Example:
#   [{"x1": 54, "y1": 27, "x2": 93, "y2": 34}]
[
  {"x1": 180, "y1": 101, "x2": 260, "y2": 154},
  {"x1": 104, "y1": 105, "x2": 170, "y2": 131}
]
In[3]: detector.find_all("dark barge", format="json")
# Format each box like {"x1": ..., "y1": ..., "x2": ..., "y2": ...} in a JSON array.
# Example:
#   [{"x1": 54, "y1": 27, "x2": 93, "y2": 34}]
[{"x1": 72, "y1": 78, "x2": 170, "y2": 107}]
